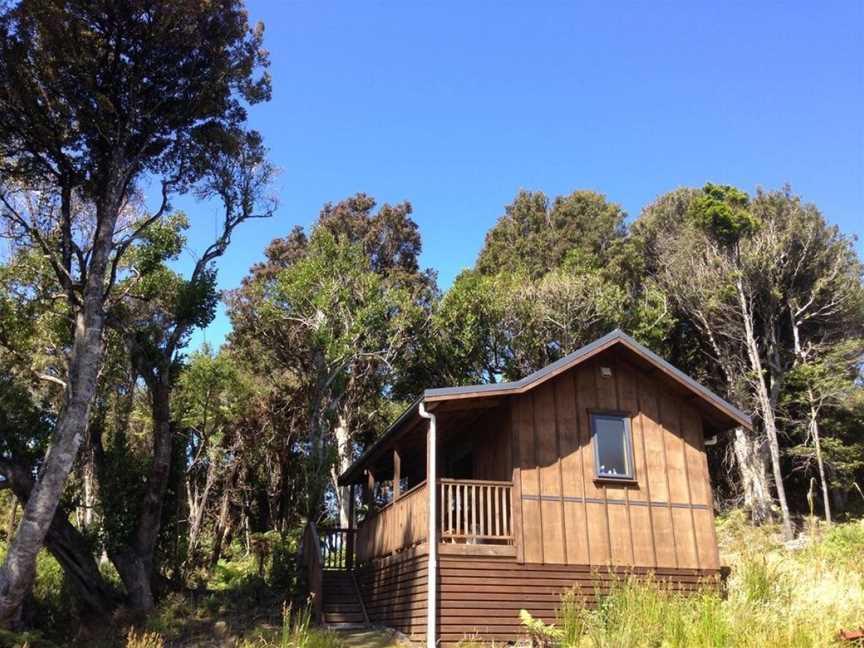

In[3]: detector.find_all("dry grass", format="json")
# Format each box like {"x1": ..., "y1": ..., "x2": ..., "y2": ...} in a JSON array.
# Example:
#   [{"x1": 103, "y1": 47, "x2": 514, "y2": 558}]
[{"x1": 521, "y1": 512, "x2": 864, "y2": 648}]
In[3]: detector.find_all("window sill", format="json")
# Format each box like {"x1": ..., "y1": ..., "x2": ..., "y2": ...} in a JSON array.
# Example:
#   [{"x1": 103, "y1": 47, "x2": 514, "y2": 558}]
[{"x1": 593, "y1": 477, "x2": 639, "y2": 487}]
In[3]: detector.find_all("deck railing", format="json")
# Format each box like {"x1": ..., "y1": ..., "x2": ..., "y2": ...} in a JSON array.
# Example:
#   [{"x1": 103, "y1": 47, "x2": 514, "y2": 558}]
[
  {"x1": 300, "y1": 522, "x2": 323, "y2": 622},
  {"x1": 355, "y1": 481, "x2": 428, "y2": 563},
  {"x1": 439, "y1": 478, "x2": 513, "y2": 544},
  {"x1": 354, "y1": 477, "x2": 514, "y2": 564},
  {"x1": 319, "y1": 527, "x2": 355, "y2": 570}
]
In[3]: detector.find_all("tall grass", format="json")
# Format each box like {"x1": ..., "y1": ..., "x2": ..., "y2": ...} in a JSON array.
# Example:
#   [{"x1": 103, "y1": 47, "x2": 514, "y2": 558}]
[
  {"x1": 273, "y1": 601, "x2": 340, "y2": 648},
  {"x1": 525, "y1": 517, "x2": 864, "y2": 648}
]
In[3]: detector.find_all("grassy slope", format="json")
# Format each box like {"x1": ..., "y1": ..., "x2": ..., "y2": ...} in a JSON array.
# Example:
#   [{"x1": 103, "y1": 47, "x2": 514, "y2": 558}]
[{"x1": 522, "y1": 512, "x2": 864, "y2": 648}]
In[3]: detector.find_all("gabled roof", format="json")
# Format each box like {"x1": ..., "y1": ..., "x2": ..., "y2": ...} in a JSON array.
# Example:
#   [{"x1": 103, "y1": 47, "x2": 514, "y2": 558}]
[
  {"x1": 338, "y1": 329, "x2": 752, "y2": 485},
  {"x1": 423, "y1": 329, "x2": 752, "y2": 429}
]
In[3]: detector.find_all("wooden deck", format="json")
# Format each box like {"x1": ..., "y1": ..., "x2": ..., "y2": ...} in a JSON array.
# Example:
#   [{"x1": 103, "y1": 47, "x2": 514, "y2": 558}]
[{"x1": 353, "y1": 478, "x2": 515, "y2": 565}]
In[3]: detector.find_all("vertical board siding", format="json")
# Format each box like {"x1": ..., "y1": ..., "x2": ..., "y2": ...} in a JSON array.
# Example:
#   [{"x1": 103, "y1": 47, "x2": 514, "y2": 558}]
[
  {"x1": 576, "y1": 365, "x2": 611, "y2": 565},
  {"x1": 616, "y1": 364, "x2": 656, "y2": 567},
  {"x1": 472, "y1": 407, "x2": 512, "y2": 482},
  {"x1": 510, "y1": 358, "x2": 717, "y2": 572},
  {"x1": 513, "y1": 394, "x2": 543, "y2": 563},
  {"x1": 555, "y1": 374, "x2": 591, "y2": 565},
  {"x1": 534, "y1": 383, "x2": 565, "y2": 564}
]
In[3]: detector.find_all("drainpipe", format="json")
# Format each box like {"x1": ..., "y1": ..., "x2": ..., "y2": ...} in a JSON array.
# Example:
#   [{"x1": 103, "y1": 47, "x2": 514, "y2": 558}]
[{"x1": 418, "y1": 401, "x2": 437, "y2": 648}]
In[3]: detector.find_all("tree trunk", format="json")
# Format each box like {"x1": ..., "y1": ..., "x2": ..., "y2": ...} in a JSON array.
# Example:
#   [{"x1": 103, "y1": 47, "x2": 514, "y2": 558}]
[
  {"x1": 110, "y1": 378, "x2": 176, "y2": 611},
  {"x1": 209, "y1": 482, "x2": 234, "y2": 569},
  {"x1": 331, "y1": 415, "x2": 352, "y2": 528},
  {"x1": 0, "y1": 460, "x2": 117, "y2": 620},
  {"x1": 6, "y1": 501, "x2": 16, "y2": 540},
  {"x1": 809, "y1": 402, "x2": 832, "y2": 525},
  {"x1": 109, "y1": 548, "x2": 154, "y2": 611},
  {"x1": 0, "y1": 311, "x2": 105, "y2": 626},
  {"x1": 737, "y1": 279, "x2": 794, "y2": 540},
  {"x1": 187, "y1": 460, "x2": 217, "y2": 564},
  {"x1": 0, "y1": 185, "x2": 123, "y2": 626},
  {"x1": 731, "y1": 427, "x2": 774, "y2": 523}
]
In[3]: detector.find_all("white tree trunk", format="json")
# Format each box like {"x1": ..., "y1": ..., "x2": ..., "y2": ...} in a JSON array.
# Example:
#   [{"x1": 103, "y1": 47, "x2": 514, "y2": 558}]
[
  {"x1": 737, "y1": 280, "x2": 794, "y2": 540},
  {"x1": 331, "y1": 415, "x2": 353, "y2": 528},
  {"x1": 731, "y1": 427, "x2": 774, "y2": 523},
  {"x1": 809, "y1": 403, "x2": 832, "y2": 525}
]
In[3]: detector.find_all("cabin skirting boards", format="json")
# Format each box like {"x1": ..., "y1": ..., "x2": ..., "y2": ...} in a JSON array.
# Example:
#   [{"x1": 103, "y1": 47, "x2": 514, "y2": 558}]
[{"x1": 356, "y1": 553, "x2": 722, "y2": 645}]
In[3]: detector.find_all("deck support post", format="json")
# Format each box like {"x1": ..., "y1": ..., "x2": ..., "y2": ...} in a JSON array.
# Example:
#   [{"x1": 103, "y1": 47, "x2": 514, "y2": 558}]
[
  {"x1": 393, "y1": 448, "x2": 402, "y2": 500},
  {"x1": 365, "y1": 470, "x2": 376, "y2": 514},
  {"x1": 347, "y1": 483, "x2": 355, "y2": 570},
  {"x1": 419, "y1": 401, "x2": 437, "y2": 648}
]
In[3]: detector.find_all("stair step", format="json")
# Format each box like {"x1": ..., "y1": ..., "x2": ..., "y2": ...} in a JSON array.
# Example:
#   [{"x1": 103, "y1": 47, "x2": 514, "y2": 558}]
[
  {"x1": 327, "y1": 622, "x2": 368, "y2": 631},
  {"x1": 324, "y1": 613, "x2": 365, "y2": 624},
  {"x1": 323, "y1": 603, "x2": 363, "y2": 614},
  {"x1": 320, "y1": 570, "x2": 368, "y2": 628}
]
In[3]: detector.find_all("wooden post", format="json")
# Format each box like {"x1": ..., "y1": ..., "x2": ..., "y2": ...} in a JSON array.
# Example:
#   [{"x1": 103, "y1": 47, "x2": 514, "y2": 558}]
[
  {"x1": 347, "y1": 483, "x2": 355, "y2": 570},
  {"x1": 365, "y1": 470, "x2": 376, "y2": 514},
  {"x1": 418, "y1": 402, "x2": 437, "y2": 648},
  {"x1": 393, "y1": 448, "x2": 402, "y2": 501}
]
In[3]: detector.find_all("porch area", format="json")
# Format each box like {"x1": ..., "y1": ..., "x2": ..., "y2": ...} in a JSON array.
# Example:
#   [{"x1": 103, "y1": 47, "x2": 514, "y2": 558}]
[{"x1": 320, "y1": 477, "x2": 516, "y2": 569}]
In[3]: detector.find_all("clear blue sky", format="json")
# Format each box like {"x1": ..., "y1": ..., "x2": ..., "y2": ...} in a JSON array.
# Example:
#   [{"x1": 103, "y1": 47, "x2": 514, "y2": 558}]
[{"x1": 176, "y1": 1, "x2": 864, "y2": 349}]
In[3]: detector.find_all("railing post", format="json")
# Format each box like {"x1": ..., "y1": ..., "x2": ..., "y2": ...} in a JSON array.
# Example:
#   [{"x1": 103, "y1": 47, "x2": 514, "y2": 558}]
[
  {"x1": 347, "y1": 484, "x2": 356, "y2": 570},
  {"x1": 393, "y1": 448, "x2": 402, "y2": 501},
  {"x1": 302, "y1": 522, "x2": 323, "y2": 624}
]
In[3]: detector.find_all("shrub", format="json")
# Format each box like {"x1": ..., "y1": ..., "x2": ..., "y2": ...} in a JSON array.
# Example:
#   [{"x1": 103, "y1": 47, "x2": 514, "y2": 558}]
[{"x1": 125, "y1": 628, "x2": 165, "y2": 648}]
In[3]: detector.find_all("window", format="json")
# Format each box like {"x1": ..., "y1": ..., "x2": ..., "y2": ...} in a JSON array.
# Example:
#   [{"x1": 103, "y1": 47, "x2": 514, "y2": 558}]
[{"x1": 590, "y1": 413, "x2": 634, "y2": 480}]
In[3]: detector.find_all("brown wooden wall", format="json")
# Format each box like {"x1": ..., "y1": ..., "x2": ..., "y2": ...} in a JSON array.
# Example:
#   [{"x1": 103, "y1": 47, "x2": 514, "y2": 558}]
[
  {"x1": 471, "y1": 405, "x2": 512, "y2": 482},
  {"x1": 435, "y1": 556, "x2": 720, "y2": 646},
  {"x1": 510, "y1": 357, "x2": 720, "y2": 571},
  {"x1": 356, "y1": 552, "x2": 427, "y2": 640},
  {"x1": 358, "y1": 552, "x2": 721, "y2": 646}
]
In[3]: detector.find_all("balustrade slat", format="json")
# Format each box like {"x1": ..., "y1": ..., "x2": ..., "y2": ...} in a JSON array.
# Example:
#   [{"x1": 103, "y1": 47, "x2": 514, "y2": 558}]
[{"x1": 481, "y1": 486, "x2": 487, "y2": 537}]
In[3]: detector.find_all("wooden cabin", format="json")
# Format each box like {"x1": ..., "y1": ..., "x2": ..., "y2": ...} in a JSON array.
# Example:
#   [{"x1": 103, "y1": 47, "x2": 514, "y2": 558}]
[{"x1": 300, "y1": 330, "x2": 751, "y2": 646}]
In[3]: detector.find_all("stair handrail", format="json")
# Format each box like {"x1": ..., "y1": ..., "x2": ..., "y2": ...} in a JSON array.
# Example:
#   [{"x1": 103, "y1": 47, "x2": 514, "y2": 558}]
[{"x1": 300, "y1": 521, "x2": 324, "y2": 624}]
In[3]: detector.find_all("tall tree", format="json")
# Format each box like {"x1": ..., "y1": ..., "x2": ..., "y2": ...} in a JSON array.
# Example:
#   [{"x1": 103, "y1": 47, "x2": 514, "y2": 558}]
[
  {"x1": 0, "y1": 0, "x2": 269, "y2": 624},
  {"x1": 476, "y1": 190, "x2": 626, "y2": 278},
  {"x1": 632, "y1": 188, "x2": 775, "y2": 521},
  {"x1": 437, "y1": 188, "x2": 672, "y2": 385},
  {"x1": 646, "y1": 183, "x2": 864, "y2": 537},
  {"x1": 101, "y1": 133, "x2": 274, "y2": 610},
  {"x1": 229, "y1": 195, "x2": 433, "y2": 523}
]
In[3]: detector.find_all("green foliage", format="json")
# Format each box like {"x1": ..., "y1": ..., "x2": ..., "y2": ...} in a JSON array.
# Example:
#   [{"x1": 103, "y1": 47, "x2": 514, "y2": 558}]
[
  {"x1": 99, "y1": 413, "x2": 150, "y2": 555},
  {"x1": 476, "y1": 190, "x2": 626, "y2": 278},
  {"x1": 0, "y1": 373, "x2": 53, "y2": 462},
  {"x1": 128, "y1": 212, "x2": 189, "y2": 276},
  {"x1": 0, "y1": 627, "x2": 58, "y2": 648},
  {"x1": 542, "y1": 518, "x2": 864, "y2": 647},
  {"x1": 175, "y1": 345, "x2": 251, "y2": 451},
  {"x1": 519, "y1": 608, "x2": 563, "y2": 647},
  {"x1": 229, "y1": 203, "x2": 433, "y2": 517},
  {"x1": 688, "y1": 183, "x2": 761, "y2": 246},
  {"x1": 275, "y1": 601, "x2": 340, "y2": 648}
]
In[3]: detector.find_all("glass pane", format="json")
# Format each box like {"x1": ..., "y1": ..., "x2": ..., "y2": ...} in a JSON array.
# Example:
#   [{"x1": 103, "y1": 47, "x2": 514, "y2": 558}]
[{"x1": 594, "y1": 415, "x2": 630, "y2": 478}]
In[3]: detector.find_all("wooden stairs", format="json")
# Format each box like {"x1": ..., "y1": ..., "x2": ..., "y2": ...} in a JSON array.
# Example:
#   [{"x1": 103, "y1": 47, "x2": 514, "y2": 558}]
[{"x1": 321, "y1": 570, "x2": 369, "y2": 629}]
